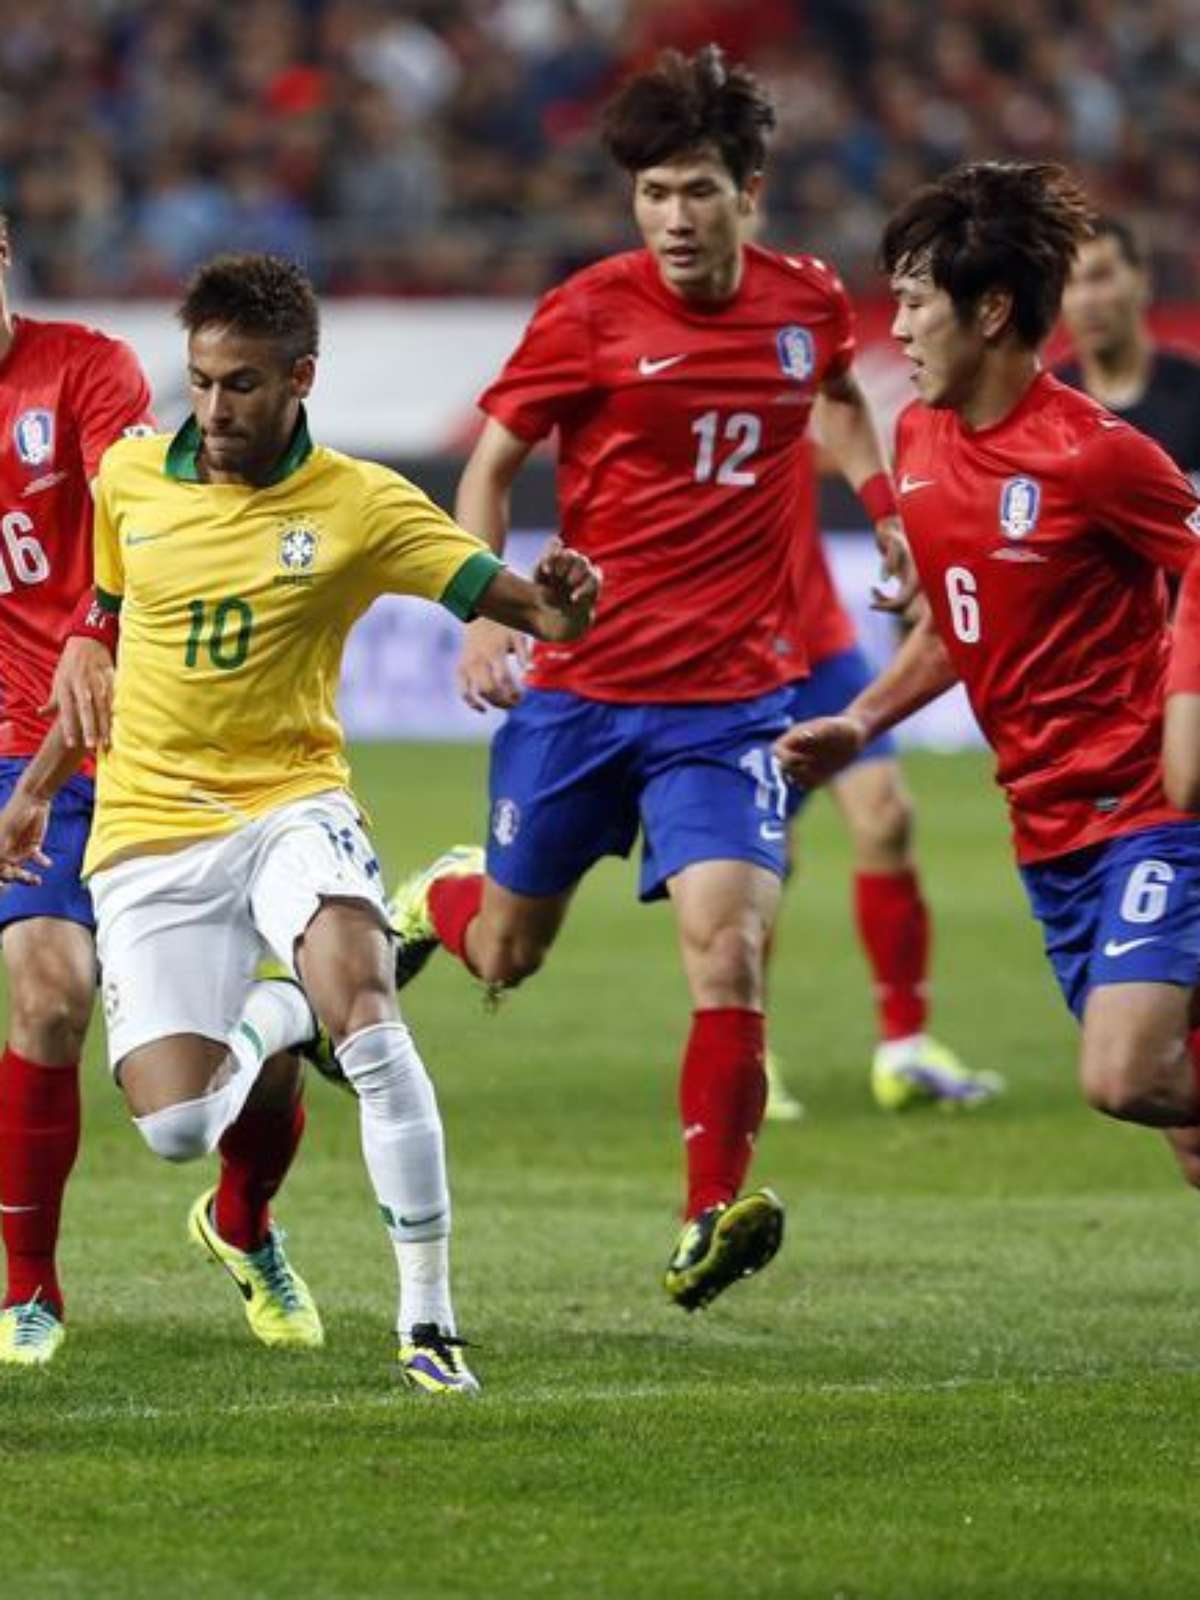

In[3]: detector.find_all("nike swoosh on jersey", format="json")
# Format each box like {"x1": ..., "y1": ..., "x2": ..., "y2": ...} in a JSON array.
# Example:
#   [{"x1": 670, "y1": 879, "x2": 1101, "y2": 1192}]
[
  {"x1": 899, "y1": 473, "x2": 936, "y2": 494},
  {"x1": 124, "y1": 530, "x2": 170, "y2": 546},
  {"x1": 1102, "y1": 936, "x2": 1158, "y2": 957},
  {"x1": 638, "y1": 354, "x2": 688, "y2": 376}
]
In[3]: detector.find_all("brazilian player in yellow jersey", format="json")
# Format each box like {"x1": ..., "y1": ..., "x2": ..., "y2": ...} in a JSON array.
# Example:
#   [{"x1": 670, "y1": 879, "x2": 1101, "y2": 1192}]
[{"x1": 0, "y1": 255, "x2": 600, "y2": 1393}]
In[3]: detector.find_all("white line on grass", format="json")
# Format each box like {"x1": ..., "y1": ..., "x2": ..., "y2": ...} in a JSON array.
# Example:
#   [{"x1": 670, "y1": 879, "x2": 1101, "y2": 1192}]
[{"x1": 36, "y1": 1366, "x2": 1200, "y2": 1427}]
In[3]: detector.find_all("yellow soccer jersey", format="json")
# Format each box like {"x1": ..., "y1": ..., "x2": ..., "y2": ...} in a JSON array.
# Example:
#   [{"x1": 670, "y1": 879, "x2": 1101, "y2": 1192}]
[{"x1": 84, "y1": 412, "x2": 502, "y2": 874}]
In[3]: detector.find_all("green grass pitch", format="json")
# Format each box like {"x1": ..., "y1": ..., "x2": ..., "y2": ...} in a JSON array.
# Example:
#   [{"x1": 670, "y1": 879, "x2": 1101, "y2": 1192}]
[{"x1": 2, "y1": 746, "x2": 1197, "y2": 1599}]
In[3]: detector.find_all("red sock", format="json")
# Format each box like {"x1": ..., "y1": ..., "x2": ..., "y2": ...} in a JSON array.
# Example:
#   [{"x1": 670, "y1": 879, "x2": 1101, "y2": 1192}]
[
  {"x1": 854, "y1": 870, "x2": 930, "y2": 1041},
  {"x1": 679, "y1": 1008, "x2": 767, "y2": 1219},
  {"x1": 0, "y1": 1045, "x2": 81, "y2": 1315},
  {"x1": 429, "y1": 873, "x2": 484, "y2": 963},
  {"x1": 213, "y1": 1094, "x2": 306, "y2": 1252}
]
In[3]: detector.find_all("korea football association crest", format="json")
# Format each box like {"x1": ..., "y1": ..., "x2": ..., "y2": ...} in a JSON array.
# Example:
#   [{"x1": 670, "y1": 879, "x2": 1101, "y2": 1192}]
[
  {"x1": 278, "y1": 522, "x2": 319, "y2": 572},
  {"x1": 13, "y1": 408, "x2": 54, "y2": 467},
  {"x1": 776, "y1": 325, "x2": 815, "y2": 384},
  {"x1": 998, "y1": 476, "x2": 1041, "y2": 540}
]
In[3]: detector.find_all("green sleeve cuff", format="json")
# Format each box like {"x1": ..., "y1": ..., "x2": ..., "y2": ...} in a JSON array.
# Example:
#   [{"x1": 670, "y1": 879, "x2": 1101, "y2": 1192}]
[
  {"x1": 439, "y1": 550, "x2": 505, "y2": 621},
  {"x1": 95, "y1": 586, "x2": 123, "y2": 614}
]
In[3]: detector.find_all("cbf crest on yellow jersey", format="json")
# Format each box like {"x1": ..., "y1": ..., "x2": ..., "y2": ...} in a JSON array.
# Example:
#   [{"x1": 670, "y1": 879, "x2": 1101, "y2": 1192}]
[{"x1": 84, "y1": 412, "x2": 501, "y2": 874}]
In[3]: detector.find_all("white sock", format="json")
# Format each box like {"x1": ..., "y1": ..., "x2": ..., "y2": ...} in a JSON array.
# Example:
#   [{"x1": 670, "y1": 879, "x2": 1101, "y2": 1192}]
[
  {"x1": 395, "y1": 1238, "x2": 455, "y2": 1340},
  {"x1": 231, "y1": 978, "x2": 314, "y2": 1071},
  {"x1": 338, "y1": 1022, "x2": 455, "y2": 1337}
]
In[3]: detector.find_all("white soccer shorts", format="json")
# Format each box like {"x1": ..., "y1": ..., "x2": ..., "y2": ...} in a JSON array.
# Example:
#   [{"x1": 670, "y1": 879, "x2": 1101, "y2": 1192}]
[{"x1": 90, "y1": 789, "x2": 388, "y2": 1070}]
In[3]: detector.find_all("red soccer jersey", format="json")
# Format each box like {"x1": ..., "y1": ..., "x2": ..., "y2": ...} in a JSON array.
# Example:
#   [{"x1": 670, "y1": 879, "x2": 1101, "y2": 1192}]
[
  {"x1": 787, "y1": 438, "x2": 857, "y2": 675},
  {"x1": 480, "y1": 244, "x2": 855, "y2": 701},
  {"x1": 895, "y1": 372, "x2": 1200, "y2": 864},
  {"x1": 1168, "y1": 552, "x2": 1200, "y2": 695},
  {"x1": 0, "y1": 316, "x2": 154, "y2": 756}
]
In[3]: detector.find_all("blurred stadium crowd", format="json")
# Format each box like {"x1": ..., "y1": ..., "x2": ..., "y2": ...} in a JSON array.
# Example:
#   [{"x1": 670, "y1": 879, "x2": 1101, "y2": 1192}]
[{"x1": 3, "y1": 0, "x2": 1197, "y2": 299}]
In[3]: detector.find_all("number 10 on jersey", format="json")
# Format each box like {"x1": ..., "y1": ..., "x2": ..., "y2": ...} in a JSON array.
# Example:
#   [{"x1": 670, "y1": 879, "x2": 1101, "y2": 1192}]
[{"x1": 184, "y1": 596, "x2": 255, "y2": 670}]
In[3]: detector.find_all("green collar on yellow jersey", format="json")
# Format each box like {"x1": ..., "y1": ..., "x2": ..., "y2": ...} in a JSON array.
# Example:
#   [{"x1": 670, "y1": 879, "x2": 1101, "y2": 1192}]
[{"x1": 165, "y1": 407, "x2": 315, "y2": 485}]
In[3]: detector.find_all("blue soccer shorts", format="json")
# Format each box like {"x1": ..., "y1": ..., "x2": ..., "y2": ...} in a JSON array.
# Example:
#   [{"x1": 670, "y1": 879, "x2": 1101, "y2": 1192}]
[
  {"x1": 1019, "y1": 822, "x2": 1200, "y2": 1019},
  {"x1": 486, "y1": 686, "x2": 794, "y2": 901},
  {"x1": 0, "y1": 758, "x2": 95, "y2": 932},
  {"x1": 784, "y1": 644, "x2": 898, "y2": 818}
]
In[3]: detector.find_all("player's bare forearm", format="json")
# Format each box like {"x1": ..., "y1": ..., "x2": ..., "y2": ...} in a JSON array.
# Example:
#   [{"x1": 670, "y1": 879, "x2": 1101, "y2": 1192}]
[
  {"x1": 1163, "y1": 692, "x2": 1200, "y2": 811},
  {"x1": 454, "y1": 416, "x2": 535, "y2": 558},
  {"x1": 775, "y1": 605, "x2": 957, "y2": 786},
  {"x1": 0, "y1": 720, "x2": 86, "y2": 885},
  {"x1": 476, "y1": 542, "x2": 601, "y2": 642},
  {"x1": 16, "y1": 718, "x2": 88, "y2": 803},
  {"x1": 814, "y1": 371, "x2": 888, "y2": 492},
  {"x1": 846, "y1": 604, "x2": 958, "y2": 738},
  {"x1": 815, "y1": 373, "x2": 918, "y2": 610}
]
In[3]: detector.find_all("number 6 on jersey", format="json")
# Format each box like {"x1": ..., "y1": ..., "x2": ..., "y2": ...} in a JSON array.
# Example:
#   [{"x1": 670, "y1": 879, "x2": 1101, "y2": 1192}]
[{"x1": 945, "y1": 565, "x2": 981, "y2": 644}]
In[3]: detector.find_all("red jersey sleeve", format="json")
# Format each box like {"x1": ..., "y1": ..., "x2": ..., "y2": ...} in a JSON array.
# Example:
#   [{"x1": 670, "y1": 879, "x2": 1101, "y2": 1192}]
[
  {"x1": 66, "y1": 335, "x2": 156, "y2": 481},
  {"x1": 1169, "y1": 554, "x2": 1200, "y2": 695},
  {"x1": 1076, "y1": 420, "x2": 1200, "y2": 576},
  {"x1": 478, "y1": 284, "x2": 594, "y2": 443}
]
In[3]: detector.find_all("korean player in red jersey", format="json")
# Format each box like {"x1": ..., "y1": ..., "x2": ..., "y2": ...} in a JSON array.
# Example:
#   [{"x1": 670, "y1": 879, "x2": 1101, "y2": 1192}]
[
  {"x1": 389, "y1": 47, "x2": 917, "y2": 1312},
  {"x1": 0, "y1": 220, "x2": 322, "y2": 1364},
  {"x1": 777, "y1": 163, "x2": 1200, "y2": 1197}
]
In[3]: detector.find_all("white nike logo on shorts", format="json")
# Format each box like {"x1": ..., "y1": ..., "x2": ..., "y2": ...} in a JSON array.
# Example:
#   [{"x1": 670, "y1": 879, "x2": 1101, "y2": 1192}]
[
  {"x1": 899, "y1": 473, "x2": 936, "y2": 494},
  {"x1": 1102, "y1": 936, "x2": 1158, "y2": 957},
  {"x1": 638, "y1": 354, "x2": 688, "y2": 376}
]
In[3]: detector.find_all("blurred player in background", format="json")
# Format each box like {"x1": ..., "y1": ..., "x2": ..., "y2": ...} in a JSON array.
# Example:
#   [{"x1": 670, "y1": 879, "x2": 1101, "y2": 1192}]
[
  {"x1": 764, "y1": 438, "x2": 998, "y2": 1121},
  {"x1": 779, "y1": 163, "x2": 1200, "y2": 1201},
  {"x1": 0, "y1": 214, "x2": 162, "y2": 1365},
  {"x1": 1058, "y1": 218, "x2": 1200, "y2": 484},
  {"x1": 0, "y1": 253, "x2": 599, "y2": 1391},
  {"x1": 389, "y1": 46, "x2": 916, "y2": 1313}
]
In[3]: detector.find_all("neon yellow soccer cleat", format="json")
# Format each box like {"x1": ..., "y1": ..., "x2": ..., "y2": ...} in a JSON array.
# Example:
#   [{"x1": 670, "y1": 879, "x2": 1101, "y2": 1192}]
[
  {"x1": 397, "y1": 1323, "x2": 481, "y2": 1395},
  {"x1": 763, "y1": 1047, "x2": 805, "y2": 1123},
  {"x1": 871, "y1": 1035, "x2": 1005, "y2": 1112},
  {"x1": 188, "y1": 1189, "x2": 324, "y2": 1349},
  {"x1": 0, "y1": 1296, "x2": 65, "y2": 1367},
  {"x1": 388, "y1": 845, "x2": 484, "y2": 990},
  {"x1": 664, "y1": 1188, "x2": 785, "y2": 1312}
]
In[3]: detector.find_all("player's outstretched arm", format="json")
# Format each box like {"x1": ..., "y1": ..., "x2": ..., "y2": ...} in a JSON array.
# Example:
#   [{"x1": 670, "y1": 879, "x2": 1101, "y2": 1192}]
[
  {"x1": 455, "y1": 415, "x2": 539, "y2": 710},
  {"x1": 474, "y1": 539, "x2": 601, "y2": 643},
  {"x1": 814, "y1": 371, "x2": 919, "y2": 613},
  {"x1": 775, "y1": 603, "x2": 958, "y2": 788},
  {"x1": 0, "y1": 720, "x2": 88, "y2": 885}
]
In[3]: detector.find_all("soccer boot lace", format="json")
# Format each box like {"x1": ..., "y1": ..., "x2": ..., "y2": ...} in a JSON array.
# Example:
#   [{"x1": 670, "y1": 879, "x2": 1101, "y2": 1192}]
[
  {"x1": 0, "y1": 1295, "x2": 65, "y2": 1367},
  {"x1": 188, "y1": 1188, "x2": 324, "y2": 1349},
  {"x1": 397, "y1": 1323, "x2": 481, "y2": 1395},
  {"x1": 871, "y1": 1034, "x2": 1005, "y2": 1113},
  {"x1": 763, "y1": 1047, "x2": 805, "y2": 1123},
  {"x1": 388, "y1": 844, "x2": 483, "y2": 990},
  {"x1": 664, "y1": 1187, "x2": 785, "y2": 1312}
]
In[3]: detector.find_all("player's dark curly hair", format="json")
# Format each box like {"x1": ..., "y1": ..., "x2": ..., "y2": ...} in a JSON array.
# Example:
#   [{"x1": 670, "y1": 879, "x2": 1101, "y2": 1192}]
[
  {"x1": 178, "y1": 254, "x2": 320, "y2": 364},
  {"x1": 601, "y1": 45, "x2": 776, "y2": 187},
  {"x1": 881, "y1": 162, "x2": 1095, "y2": 347}
]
